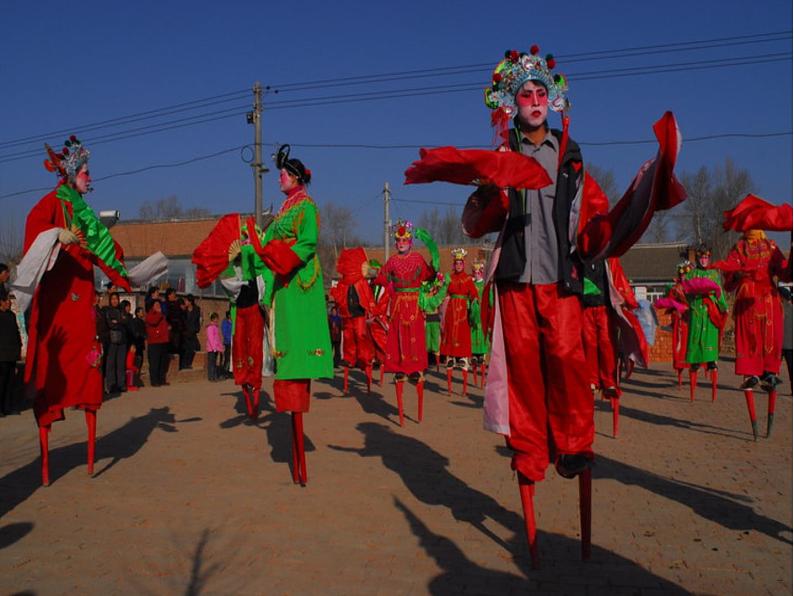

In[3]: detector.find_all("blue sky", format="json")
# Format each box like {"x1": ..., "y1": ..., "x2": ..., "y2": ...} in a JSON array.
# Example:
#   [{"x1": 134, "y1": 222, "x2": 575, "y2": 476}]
[{"x1": 1, "y1": 0, "x2": 791, "y2": 244}]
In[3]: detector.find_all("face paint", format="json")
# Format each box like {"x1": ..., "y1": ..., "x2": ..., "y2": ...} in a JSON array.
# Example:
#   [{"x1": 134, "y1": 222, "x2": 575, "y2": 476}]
[
  {"x1": 698, "y1": 255, "x2": 710, "y2": 268},
  {"x1": 73, "y1": 164, "x2": 92, "y2": 194},
  {"x1": 453, "y1": 260, "x2": 464, "y2": 273},
  {"x1": 396, "y1": 238, "x2": 411, "y2": 254},
  {"x1": 515, "y1": 81, "x2": 549, "y2": 129}
]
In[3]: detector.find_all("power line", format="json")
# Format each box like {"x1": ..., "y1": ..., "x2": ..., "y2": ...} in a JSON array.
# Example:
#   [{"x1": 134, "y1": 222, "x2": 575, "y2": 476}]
[
  {"x1": 0, "y1": 145, "x2": 248, "y2": 200},
  {"x1": 0, "y1": 88, "x2": 249, "y2": 150}
]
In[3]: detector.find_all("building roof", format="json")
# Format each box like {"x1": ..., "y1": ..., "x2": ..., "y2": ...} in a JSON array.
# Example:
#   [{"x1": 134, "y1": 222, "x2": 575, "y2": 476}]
[
  {"x1": 112, "y1": 218, "x2": 221, "y2": 259},
  {"x1": 620, "y1": 242, "x2": 689, "y2": 284}
]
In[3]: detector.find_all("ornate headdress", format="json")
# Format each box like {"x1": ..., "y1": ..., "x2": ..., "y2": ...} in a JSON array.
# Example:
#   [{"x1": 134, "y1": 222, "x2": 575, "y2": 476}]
[
  {"x1": 472, "y1": 260, "x2": 485, "y2": 273},
  {"x1": 451, "y1": 248, "x2": 468, "y2": 261},
  {"x1": 44, "y1": 135, "x2": 90, "y2": 180},
  {"x1": 275, "y1": 144, "x2": 311, "y2": 184},
  {"x1": 393, "y1": 219, "x2": 413, "y2": 240},
  {"x1": 485, "y1": 44, "x2": 570, "y2": 132},
  {"x1": 676, "y1": 260, "x2": 693, "y2": 276}
]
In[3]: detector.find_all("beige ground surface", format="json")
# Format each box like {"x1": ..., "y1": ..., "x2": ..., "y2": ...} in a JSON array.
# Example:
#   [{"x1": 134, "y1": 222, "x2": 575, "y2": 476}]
[{"x1": 0, "y1": 361, "x2": 791, "y2": 595}]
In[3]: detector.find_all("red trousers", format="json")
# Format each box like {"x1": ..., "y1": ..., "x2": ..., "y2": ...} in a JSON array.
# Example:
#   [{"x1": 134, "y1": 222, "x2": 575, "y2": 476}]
[
  {"x1": 582, "y1": 305, "x2": 618, "y2": 390},
  {"x1": 734, "y1": 292, "x2": 783, "y2": 376},
  {"x1": 274, "y1": 379, "x2": 311, "y2": 413},
  {"x1": 498, "y1": 282, "x2": 594, "y2": 482},
  {"x1": 233, "y1": 304, "x2": 264, "y2": 389},
  {"x1": 342, "y1": 316, "x2": 375, "y2": 369}
]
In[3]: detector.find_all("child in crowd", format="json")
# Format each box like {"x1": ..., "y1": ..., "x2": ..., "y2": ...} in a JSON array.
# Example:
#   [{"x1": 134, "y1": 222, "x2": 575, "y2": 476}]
[{"x1": 206, "y1": 312, "x2": 224, "y2": 382}]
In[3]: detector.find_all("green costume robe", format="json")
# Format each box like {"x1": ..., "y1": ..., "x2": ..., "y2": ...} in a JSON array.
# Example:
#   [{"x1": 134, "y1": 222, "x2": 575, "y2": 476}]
[
  {"x1": 684, "y1": 268, "x2": 727, "y2": 364},
  {"x1": 471, "y1": 279, "x2": 490, "y2": 356},
  {"x1": 420, "y1": 276, "x2": 449, "y2": 354},
  {"x1": 261, "y1": 196, "x2": 333, "y2": 380}
]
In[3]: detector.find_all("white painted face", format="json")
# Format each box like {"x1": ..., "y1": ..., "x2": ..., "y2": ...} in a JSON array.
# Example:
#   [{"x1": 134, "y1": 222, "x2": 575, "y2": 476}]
[
  {"x1": 453, "y1": 259, "x2": 464, "y2": 273},
  {"x1": 73, "y1": 163, "x2": 92, "y2": 194},
  {"x1": 515, "y1": 80, "x2": 549, "y2": 129},
  {"x1": 279, "y1": 168, "x2": 300, "y2": 193},
  {"x1": 396, "y1": 237, "x2": 411, "y2": 254}
]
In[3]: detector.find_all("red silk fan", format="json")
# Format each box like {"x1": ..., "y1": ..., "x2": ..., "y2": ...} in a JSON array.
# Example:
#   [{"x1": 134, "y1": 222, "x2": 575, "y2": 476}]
[
  {"x1": 192, "y1": 213, "x2": 242, "y2": 288},
  {"x1": 404, "y1": 146, "x2": 552, "y2": 189},
  {"x1": 681, "y1": 277, "x2": 721, "y2": 299},
  {"x1": 722, "y1": 194, "x2": 793, "y2": 232}
]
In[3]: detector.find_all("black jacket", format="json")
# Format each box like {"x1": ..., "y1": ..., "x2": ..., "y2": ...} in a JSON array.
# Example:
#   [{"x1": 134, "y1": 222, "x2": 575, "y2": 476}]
[
  {"x1": 493, "y1": 127, "x2": 584, "y2": 295},
  {"x1": 0, "y1": 310, "x2": 21, "y2": 362}
]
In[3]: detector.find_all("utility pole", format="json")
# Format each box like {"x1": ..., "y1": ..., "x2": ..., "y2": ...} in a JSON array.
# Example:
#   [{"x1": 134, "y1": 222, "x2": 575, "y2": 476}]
[
  {"x1": 383, "y1": 181, "x2": 391, "y2": 261},
  {"x1": 249, "y1": 81, "x2": 264, "y2": 228}
]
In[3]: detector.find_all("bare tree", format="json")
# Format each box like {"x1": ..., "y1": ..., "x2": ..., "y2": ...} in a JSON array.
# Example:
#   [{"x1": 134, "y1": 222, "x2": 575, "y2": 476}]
[
  {"x1": 318, "y1": 202, "x2": 362, "y2": 282},
  {"x1": 418, "y1": 205, "x2": 468, "y2": 245},
  {"x1": 138, "y1": 195, "x2": 211, "y2": 221},
  {"x1": 0, "y1": 216, "x2": 24, "y2": 265}
]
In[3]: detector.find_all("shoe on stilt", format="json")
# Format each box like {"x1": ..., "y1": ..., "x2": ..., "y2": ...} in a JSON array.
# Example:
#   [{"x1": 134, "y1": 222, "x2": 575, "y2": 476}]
[
  {"x1": 741, "y1": 375, "x2": 760, "y2": 390},
  {"x1": 760, "y1": 372, "x2": 782, "y2": 393},
  {"x1": 555, "y1": 454, "x2": 589, "y2": 480},
  {"x1": 517, "y1": 473, "x2": 539, "y2": 569}
]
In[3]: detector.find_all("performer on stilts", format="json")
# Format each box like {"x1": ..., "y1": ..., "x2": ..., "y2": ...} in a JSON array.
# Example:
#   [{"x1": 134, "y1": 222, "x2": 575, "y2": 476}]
[
  {"x1": 403, "y1": 44, "x2": 686, "y2": 564},
  {"x1": 249, "y1": 145, "x2": 333, "y2": 484},
  {"x1": 441, "y1": 248, "x2": 480, "y2": 396},
  {"x1": 193, "y1": 216, "x2": 268, "y2": 419},
  {"x1": 367, "y1": 260, "x2": 389, "y2": 386},
  {"x1": 581, "y1": 257, "x2": 648, "y2": 437},
  {"x1": 682, "y1": 245, "x2": 727, "y2": 403},
  {"x1": 420, "y1": 272, "x2": 448, "y2": 372},
  {"x1": 470, "y1": 261, "x2": 491, "y2": 388},
  {"x1": 374, "y1": 220, "x2": 438, "y2": 426},
  {"x1": 19, "y1": 137, "x2": 130, "y2": 486},
  {"x1": 716, "y1": 227, "x2": 790, "y2": 439},
  {"x1": 329, "y1": 247, "x2": 377, "y2": 394},
  {"x1": 655, "y1": 261, "x2": 692, "y2": 387}
]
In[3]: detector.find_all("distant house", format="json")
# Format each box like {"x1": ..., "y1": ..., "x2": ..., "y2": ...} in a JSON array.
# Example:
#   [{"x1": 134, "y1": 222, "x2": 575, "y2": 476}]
[{"x1": 620, "y1": 242, "x2": 690, "y2": 300}]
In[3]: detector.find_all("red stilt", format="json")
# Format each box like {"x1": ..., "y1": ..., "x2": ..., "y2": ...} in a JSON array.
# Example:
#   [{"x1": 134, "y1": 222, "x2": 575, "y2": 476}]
[
  {"x1": 710, "y1": 369, "x2": 718, "y2": 403},
  {"x1": 480, "y1": 363, "x2": 486, "y2": 388},
  {"x1": 767, "y1": 389, "x2": 777, "y2": 438},
  {"x1": 446, "y1": 368, "x2": 453, "y2": 394},
  {"x1": 365, "y1": 365, "x2": 373, "y2": 393},
  {"x1": 472, "y1": 365, "x2": 478, "y2": 387},
  {"x1": 611, "y1": 396, "x2": 619, "y2": 438},
  {"x1": 242, "y1": 385, "x2": 253, "y2": 418},
  {"x1": 689, "y1": 369, "x2": 697, "y2": 402},
  {"x1": 462, "y1": 370, "x2": 468, "y2": 397},
  {"x1": 39, "y1": 426, "x2": 50, "y2": 487},
  {"x1": 517, "y1": 474, "x2": 539, "y2": 568},
  {"x1": 395, "y1": 380, "x2": 405, "y2": 426},
  {"x1": 436, "y1": 357, "x2": 440, "y2": 372},
  {"x1": 343, "y1": 367, "x2": 349, "y2": 395},
  {"x1": 250, "y1": 387, "x2": 260, "y2": 420},
  {"x1": 85, "y1": 410, "x2": 96, "y2": 476},
  {"x1": 676, "y1": 368, "x2": 682, "y2": 387},
  {"x1": 290, "y1": 413, "x2": 300, "y2": 484},
  {"x1": 294, "y1": 413, "x2": 307, "y2": 485},
  {"x1": 743, "y1": 389, "x2": 758, "y2": 441},
  {"x1": 579, "y1": 467, "x2": 592, "y2": 561},
  {"x1": 379, "y1": 366, "x2": 384, "y2": 386},
  {"x1": 416, "y1": 380, "x2": 425, "y2": 422}
]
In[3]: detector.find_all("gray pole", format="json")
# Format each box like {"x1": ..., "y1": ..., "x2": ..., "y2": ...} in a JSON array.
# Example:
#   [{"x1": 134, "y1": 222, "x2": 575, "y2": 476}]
[
  {"x1": 252, "y1": 81, "x2": 263, "y2": 228},
  {"x1": 383, "y1": 181, "x2": 391, "y2": 261}
]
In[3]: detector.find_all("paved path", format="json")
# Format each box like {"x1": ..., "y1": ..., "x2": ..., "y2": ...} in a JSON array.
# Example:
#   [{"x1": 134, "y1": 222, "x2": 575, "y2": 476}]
[{"x1": 0, "y1": 361, "x2": 790, "y2": 595}]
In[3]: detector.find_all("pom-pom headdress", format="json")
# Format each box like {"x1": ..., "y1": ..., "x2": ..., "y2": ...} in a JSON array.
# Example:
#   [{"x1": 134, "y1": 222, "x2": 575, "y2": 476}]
[
  {"x1": 393, "y1": 219, "x2": 414, "y2": 240},
  {"x1": 676, "y1": 260, "x2": 693, "y2": 276},
  {"x1": 472, "y1": 260, "x2": 485, "y2": 273},
  {"x1": 44, "y1": 135, "x2": 90, "y2": 180},
  {"x1": 485, "y1": 44, "x2": 570, "y2": 133},
  {"x1": 451, "y1": 248, "x2": 468, "y2": 261}
]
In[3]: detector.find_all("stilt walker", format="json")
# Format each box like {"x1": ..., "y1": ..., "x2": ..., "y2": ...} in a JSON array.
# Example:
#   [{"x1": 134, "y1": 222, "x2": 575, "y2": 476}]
[
  {"x1": 715, "y1": 195, "x2": 792, "y2": 439},
  {"x1": 329, "y1": 248, "x2": 377, "y2": 394},
  {"x1": 18, "y1": 137, "x2": 131, "y2": 486},
  {"x1": 193, "y1": 215, "x2": 268, "y2": 420},
  {"x1": 405, "y1": 44, "x2": 687, "y2": 564},
  {"x1": 471, "y1": 261, "x2": 491, "y2": 388},
  {"x1": 249, "y1": 145, "x2": 334, "y2": 484},
  {"x1": 367, "y1": 260, "x2": 390, "y2": 385},
  {"x1": 374, "y1": 220, "x2": 437, "y2": 426},
  {"x1": 581, "y1": 257, "x2": 648, "y2": 437},
  {"x1": 655, "y1": 261, "x2": 692, "y2": 387},
  {"x1": 441, "y1": 249, "x2": 480, "y2": 396},
  {"x1": 420, "y1": 273, "x2": 449, "y2": 376},
  {"x1": 682, "y1": 245, "x2": 727, "y2": 403}
]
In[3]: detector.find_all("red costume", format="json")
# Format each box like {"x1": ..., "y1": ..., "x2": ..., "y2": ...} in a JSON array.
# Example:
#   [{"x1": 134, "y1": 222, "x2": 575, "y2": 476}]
[
  {"x1": 721, "y1": 233, "x2": 788, "y2": 376},
  {"x1": 329, "y1": 248, "x2": 377, "y2": 392},
  {"x1": 441, "y1": 271, "x2": 479, "y2": 358}
]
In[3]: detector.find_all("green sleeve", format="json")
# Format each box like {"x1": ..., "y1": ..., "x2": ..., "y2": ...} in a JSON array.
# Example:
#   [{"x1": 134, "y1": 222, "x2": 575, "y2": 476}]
[{"x1": 291, "y1": 201, "x2": 319, "y2": 264}]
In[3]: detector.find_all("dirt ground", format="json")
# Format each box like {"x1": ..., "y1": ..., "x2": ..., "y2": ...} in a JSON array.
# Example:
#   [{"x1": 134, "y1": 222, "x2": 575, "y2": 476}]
[{"x1": 0, "y1": 360, "x2": 790, "y2": 595}]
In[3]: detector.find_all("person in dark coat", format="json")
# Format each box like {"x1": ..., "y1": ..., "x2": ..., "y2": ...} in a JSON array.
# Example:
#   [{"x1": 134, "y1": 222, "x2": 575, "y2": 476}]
[
  {"x1": 0, "y1": 293, "x2": 22, "y2": 415},
  {"x1": 103, "y1": 292, "x2": 127, "y2": 394}
]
